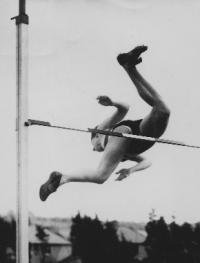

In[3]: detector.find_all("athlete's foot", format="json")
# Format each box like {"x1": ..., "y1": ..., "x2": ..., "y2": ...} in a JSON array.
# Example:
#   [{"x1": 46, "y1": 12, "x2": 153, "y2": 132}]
[
  {"x1": 117, "y1": 45, "x2": 148, "y2": 67},
  {"x1": 39, "y1": 171, "x2": 62, "y2": 201}
]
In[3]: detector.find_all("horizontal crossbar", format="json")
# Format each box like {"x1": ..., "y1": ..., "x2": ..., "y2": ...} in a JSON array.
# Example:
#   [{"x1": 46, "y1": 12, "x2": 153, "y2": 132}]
[{"x1": 25, "y1": 119, "x2": 200, "y2": 149}]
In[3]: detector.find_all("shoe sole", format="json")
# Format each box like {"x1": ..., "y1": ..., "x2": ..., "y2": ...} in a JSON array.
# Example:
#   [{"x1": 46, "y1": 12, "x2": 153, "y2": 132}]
[{"x1": 39, "y1": 172, "x2": 61, "y2": 201}]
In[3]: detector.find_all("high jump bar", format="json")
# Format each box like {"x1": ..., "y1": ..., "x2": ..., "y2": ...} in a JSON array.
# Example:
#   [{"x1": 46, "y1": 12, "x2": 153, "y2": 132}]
[{"x1": 25, "y1": 119, "x2": 200, "y2": 149}]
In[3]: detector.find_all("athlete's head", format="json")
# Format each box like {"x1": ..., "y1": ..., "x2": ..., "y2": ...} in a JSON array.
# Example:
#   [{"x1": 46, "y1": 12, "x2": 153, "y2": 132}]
[{"x1": 91, "y1": 126, "x2": 104, "y2": 152}]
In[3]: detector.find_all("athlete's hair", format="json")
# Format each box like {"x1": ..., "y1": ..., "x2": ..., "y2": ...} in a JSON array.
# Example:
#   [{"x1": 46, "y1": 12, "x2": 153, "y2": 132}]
[{"x1": 91, "y1": 126, "x2": 98, "y2": 140}]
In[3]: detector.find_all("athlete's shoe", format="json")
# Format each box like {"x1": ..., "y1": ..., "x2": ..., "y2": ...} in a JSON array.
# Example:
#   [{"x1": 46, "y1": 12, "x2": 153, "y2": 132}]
[
  {"x1": 39, "y1": 171, "x2": 62, "y2": 201},
  {"x1": 117, "y1": 45, "x2": 148, "y2": 67}
]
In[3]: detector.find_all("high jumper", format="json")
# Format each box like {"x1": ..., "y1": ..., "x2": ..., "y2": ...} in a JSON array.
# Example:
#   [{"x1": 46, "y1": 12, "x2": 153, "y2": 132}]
[{"x1": 39, "y1": 45, "x2": 170, "y2": 201}]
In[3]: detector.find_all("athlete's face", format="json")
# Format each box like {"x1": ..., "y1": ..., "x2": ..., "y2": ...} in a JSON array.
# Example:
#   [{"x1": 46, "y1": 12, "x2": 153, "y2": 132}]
[{"x1": 91, "y1": 134, "x2": 104, "y2": 152}]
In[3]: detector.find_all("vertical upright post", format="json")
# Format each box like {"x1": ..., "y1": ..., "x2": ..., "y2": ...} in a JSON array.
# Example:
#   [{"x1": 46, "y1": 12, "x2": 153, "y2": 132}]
[{"x1": 12, "y1": 1, "x2": 29, "y2": 263}]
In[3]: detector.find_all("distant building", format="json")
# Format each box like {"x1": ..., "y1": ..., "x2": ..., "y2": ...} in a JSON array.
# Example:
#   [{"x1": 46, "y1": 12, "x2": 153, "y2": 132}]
[
  {"x1": 29, "y1": 215, "x2": 72, "y2": 263},
  {"x1": 28, "y1": 214, "x2": 148, "y2": 262}
]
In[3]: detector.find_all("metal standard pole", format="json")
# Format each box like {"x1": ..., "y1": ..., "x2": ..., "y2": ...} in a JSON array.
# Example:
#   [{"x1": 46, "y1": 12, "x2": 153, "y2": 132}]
[{"x1": 12, "y1": 1, "x2": 29, "y2": 263}]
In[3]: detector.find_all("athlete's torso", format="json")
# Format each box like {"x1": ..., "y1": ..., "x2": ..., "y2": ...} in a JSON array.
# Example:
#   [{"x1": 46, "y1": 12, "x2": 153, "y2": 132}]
[{"x1": 104, "y1": 119, "x2": 155, "y2": 160}]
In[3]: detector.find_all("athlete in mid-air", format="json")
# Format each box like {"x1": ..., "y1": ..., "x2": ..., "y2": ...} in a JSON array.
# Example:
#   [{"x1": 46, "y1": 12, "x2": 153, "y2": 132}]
[{"x1": 39, "y1": 45, "x2": 170, "y2": 201}]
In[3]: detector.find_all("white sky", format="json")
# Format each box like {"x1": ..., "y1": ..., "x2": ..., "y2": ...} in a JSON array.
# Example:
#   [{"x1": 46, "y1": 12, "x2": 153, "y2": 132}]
[{"x1": 1, "y1": 0, "x2": 200, "y2": 224}]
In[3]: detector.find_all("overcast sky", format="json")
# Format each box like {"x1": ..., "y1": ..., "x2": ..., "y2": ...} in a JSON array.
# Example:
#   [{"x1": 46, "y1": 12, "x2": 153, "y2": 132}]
[{"x1": 1, "y1": 0, "x2": 200, "y2": 224}]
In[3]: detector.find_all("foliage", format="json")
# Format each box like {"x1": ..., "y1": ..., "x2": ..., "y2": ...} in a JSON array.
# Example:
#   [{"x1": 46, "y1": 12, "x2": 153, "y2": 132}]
[
  {"x1": 1, "y1": 212, "x2": 200, "y2": 263},
  {"x1": 144, "y1": 217, "x2": 200, "y2": 263},
  {"x1": 70, "y1": 213, "x2": 138, "y2": 263},
  {"x1": 70, "y1": 213, "x2": 200, "y2": 263},
  {"x1": 0, "y1": 215, "x2": 16, "y2": 262}
]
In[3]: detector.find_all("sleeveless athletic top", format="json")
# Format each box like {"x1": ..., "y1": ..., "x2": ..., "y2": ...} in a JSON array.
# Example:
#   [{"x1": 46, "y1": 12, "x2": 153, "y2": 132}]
[{"x1": 104, "y1": 119, "x2": 155, "y2": 161}]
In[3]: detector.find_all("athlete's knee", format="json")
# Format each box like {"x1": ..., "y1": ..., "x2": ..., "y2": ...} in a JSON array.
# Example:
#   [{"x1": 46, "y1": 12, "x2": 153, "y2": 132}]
[
  {"x1": 94, "y1": 166, "x2": 113, "y2": 184},
  {"x1": 94, "y1": 176, "x2": 107, "y2": 184},
  {"x1": 155, "y1": 102, "x2": 170, "y2": 120},
  {"x1": 92, "y1": 171, "x2": 108, "y2": 184},
  {"x1": 159, "y1": 108, "x2": 170, "y2": 120}
]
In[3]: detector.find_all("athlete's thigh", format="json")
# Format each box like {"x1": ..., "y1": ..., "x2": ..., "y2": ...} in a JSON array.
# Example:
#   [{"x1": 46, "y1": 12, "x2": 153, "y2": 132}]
[
  {"x1": 139, "y1": 107, "x2": 170, "y2": 138},
  {"x1": 97, "y1": 126, "x2": 131, "y2": 176}
]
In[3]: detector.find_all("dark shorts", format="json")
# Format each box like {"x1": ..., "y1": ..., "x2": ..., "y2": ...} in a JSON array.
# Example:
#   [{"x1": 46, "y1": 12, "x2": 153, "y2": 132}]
[{"x1": 113, "y1": 119, "x2": 156, "y2": 158}]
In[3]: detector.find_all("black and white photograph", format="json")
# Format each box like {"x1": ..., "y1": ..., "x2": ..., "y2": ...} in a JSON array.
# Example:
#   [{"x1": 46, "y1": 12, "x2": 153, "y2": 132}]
[{"x1": 1, "y1": 0, "x2": 200, "y2": 262}]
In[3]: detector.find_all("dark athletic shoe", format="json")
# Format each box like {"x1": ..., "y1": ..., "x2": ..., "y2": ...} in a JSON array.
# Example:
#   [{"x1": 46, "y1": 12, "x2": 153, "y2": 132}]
[
  {"x1": 117, "y1": 45, "x2": 148, "y2": 66},
  {"x1": 39, "y1": 171, "x2": 62, "y2": 201}
]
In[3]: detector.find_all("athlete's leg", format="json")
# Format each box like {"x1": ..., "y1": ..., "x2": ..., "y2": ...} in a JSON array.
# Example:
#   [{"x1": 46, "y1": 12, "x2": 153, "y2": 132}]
[
  {"x1": 39, "y1": 169, "x2": 107, "y2": 201},
  {"x1": 126, "y1": 66, "x2": 170, "y2": 137},
  {"x1": 39, "y1": 127, "x2": 131, "y2": 201},
  {"x1": 124, "y1": 66, "x2": 156, "y2": 107},
  {"x1": 118, "y1": 46, "x2": 170, "y2": 138}
]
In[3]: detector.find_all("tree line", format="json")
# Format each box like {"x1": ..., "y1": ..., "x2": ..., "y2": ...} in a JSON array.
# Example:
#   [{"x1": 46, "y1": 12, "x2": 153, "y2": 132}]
[
  {"x1": 70, "y1": 214, "x2": 200, "y2": 263},
  {"x1": 1, "y1": 213, "x2": 200, "y2": 262},
  {"x1": 0, "y1": 215, "x2": 16, "y2": 262}
]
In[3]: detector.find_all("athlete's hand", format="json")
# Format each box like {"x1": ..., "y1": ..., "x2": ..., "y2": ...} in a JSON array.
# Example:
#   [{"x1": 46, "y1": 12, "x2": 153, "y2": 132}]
[
  {"x1": 96, "y1": 96, "x2": 114, "y2": 106},
  {"x1": 115, "y1": 168, "x2": 131, "y2": 181}
]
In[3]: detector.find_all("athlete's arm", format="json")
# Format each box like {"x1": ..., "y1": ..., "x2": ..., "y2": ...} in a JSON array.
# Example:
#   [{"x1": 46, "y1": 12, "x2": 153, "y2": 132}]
[
  {"x1": 96, "y1": 95, "x2": 129, "y2": 130},
  {"x1": 129, "y1": 155, "x2": 152, "y2": 172},
  {"x1": 115, "y1": 155, "x2": 152, "y2": 181}
]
